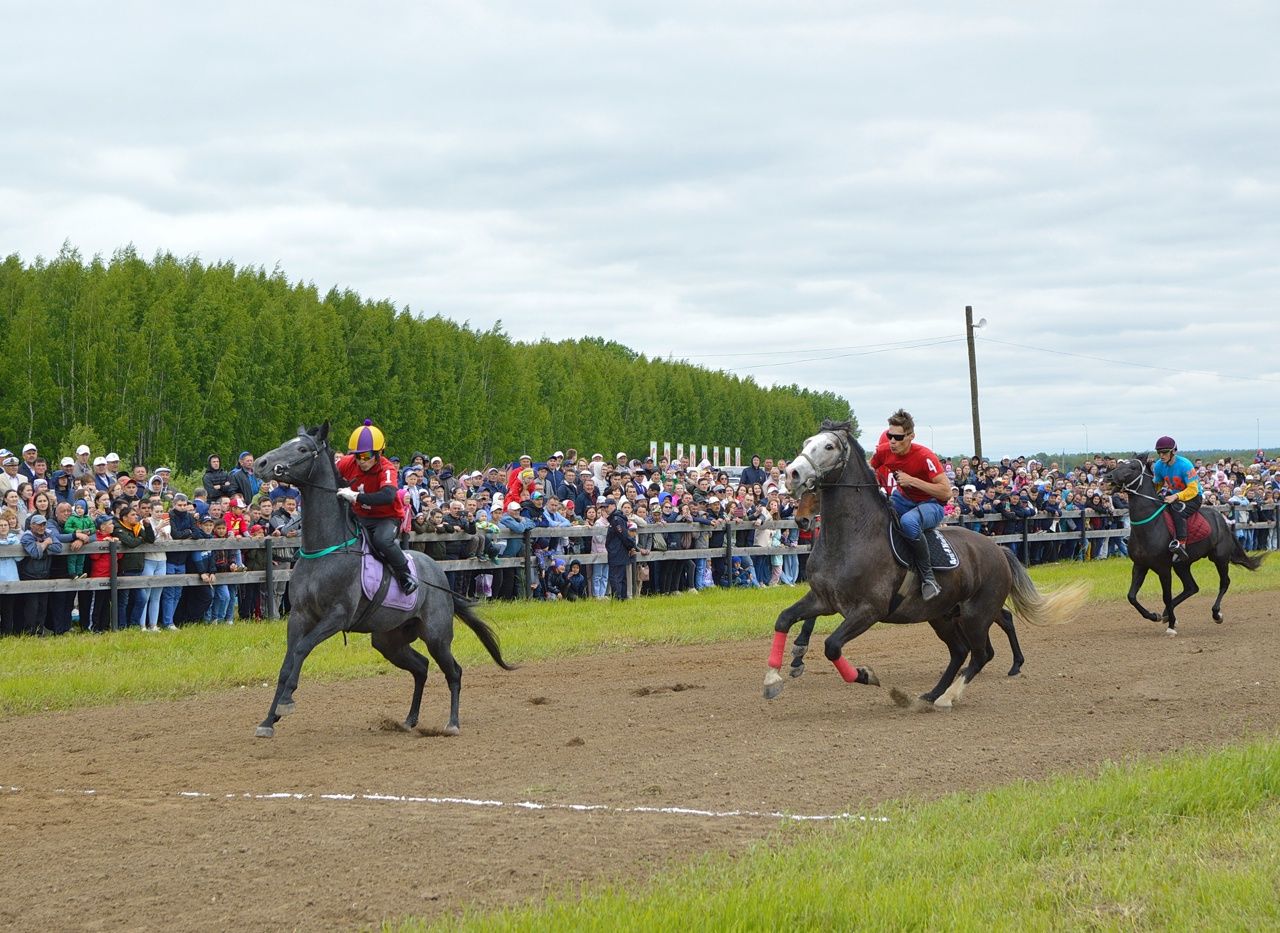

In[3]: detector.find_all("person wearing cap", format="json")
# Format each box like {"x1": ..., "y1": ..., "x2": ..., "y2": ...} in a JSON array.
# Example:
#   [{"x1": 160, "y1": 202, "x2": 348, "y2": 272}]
[
  {"x1": 495, "y1": 499, "x2": 536, "y2": 599},
  {"x1": 1152, "y1": 435, "x2": 1201, "y2": 561},
  {"x1": 18, "y1": 514, "x2": 64, "y2": 634},
  {"x1": 0, "y1": 455, "x2": 23, "y2": 496},
  {"x1": 229, "y1": 451, "x2": 261, "y2": 509},
  {"x1": 103, "y1": 452, "x2": 122, "y2": 482},
  {"x1": 604, "y1": 497, "x2": 640, "y2": 599},
  {"x1": 203, "y1": 454, "x2": 236, "y2": 503},
  {"x1": 90, "y1": 456, "x2": 113, "y2": 492},
  {"x1": 546, "y1": 452, "x2": 565, "y2": 491},
  {"x1": 336, "y1": 420, "x2": 416, "y2": 594},
  {"x1": 81, "y1": 513, "x2": 123, "y2": 632},
  {"x1": 869, "y1": 408, "x2": 950, "y2": 600},
  {"x1": 16, "y1": 443, "x2": 39, "y2": 482}
]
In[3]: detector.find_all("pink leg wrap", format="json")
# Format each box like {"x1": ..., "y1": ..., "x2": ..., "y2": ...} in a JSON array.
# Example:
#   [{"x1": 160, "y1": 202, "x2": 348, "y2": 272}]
[
  {"x1": 833, "y1": 656, "x2": 859, "y2": 683},
  {"x1": 768, "y1": 631, "x2": 787, "y2": 669}
]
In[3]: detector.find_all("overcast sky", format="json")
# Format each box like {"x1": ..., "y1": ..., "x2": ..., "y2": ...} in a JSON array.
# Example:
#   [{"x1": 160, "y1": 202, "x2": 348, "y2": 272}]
[{"x1": 4, "y1": 2, "x2": 1278, "y2": 457}]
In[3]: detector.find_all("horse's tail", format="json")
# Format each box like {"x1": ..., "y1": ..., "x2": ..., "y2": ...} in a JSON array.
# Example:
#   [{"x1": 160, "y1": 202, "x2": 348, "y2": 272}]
[
  {"x1": 453, "y1": 594, "x2": 517, "y2": 671},
  {"x1": 1003, "y1": 549, "x2": 1089, "y2": 627},
  {"x1": 1228, "y1": 536, "x2": 1266, "y2": 572}
]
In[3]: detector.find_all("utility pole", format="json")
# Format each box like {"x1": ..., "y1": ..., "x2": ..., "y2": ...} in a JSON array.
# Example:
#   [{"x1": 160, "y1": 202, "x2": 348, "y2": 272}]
[{"x1": 965, "y1": 306, "x2": 986, "y2": 459}]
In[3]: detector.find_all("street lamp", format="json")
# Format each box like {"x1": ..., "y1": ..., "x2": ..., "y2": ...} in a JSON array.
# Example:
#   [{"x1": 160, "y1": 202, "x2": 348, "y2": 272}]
[
  {"x1": 1082, "y1": 424, "x2": 1089, "y2": 454},
  {"x1": 965, "y1": 306, "x2": 987, "y2": 458}
]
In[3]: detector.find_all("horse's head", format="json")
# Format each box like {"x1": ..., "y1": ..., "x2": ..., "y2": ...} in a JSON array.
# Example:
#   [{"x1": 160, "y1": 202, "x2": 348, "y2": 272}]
[
  {"x1": 793, "y1": 487, "x2": 820, "y2": 531},
  {"x1": 1105, "y1": 455, "x2": 1147, "y2": 493},
  {"x1": 254, "y1": 422, "x2": 332, "y2": 486},
  {"x1": 787, "y1": 429, "x2": 848, "y2": 495}
]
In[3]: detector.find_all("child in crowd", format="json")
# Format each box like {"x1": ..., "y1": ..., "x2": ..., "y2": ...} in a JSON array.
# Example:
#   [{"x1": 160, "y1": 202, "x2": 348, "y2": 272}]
[
  {"x1": 86, "y1": 514, "x2": 122, "y2": 632},
  {"x1": 564, "y1": 558, "x2": 588, "y2": 601},
  {"x1": 207, "y1": 521, "x2": 236, "y2": 624},
  {"x1": 64, "y1": 499, "x2": 95, "y2": 577}
]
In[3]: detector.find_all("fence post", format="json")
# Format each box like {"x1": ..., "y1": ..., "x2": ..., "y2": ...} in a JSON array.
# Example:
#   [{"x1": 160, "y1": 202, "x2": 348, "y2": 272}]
[
  {"x1": 1080, "y1": 511, "x2": 1089, "y2": 559},
  {"x1": 1020, "y1": 515, "x2": 1030, "y2": 566},
  {"x1": 264, "y1": 537, "x2": 276, "y2": 619},
  {"x1": 521, "y1": 529, "x2": 532, "y2": 599},
  {"x1": 108, "y1": 540, "x2": 120, "y2": 631},
  {"x1": 723, "y1": 522, "x2": 735, "y2": 587}
]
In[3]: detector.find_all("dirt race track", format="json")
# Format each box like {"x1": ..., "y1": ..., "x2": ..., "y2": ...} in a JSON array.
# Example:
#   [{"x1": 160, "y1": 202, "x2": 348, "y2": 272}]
[{"x1": 3, "y1": 589, "x2": 1279, "y2": 931}]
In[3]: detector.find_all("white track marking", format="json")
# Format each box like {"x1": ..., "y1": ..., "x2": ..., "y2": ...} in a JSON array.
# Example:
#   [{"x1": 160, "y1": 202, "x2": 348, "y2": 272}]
[{"x1": 2, "y1": 785, "x2": 884, "y2": 823}]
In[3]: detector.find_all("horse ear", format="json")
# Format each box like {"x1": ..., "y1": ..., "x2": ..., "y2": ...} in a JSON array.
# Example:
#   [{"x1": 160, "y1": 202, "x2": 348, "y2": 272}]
[
  {"x1": 317, "y1": 420, "x2": 330, "y2": 443},
  {"x1": 1137, "y1": 451, "x2": 1150, "y2": 464}
]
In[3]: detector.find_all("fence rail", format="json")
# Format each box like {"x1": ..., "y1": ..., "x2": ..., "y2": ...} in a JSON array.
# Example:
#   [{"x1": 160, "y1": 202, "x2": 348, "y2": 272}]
[{"x1": 2, "y1": 505, "x2": 1276, "y2": 626}]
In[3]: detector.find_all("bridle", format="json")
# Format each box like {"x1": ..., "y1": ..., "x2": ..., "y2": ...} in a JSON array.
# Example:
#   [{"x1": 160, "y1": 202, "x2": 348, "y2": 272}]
[
  {"x1": 270, "y1": 437, "x2": 338, "y2": 492},
  {"x1": 1115, "y1": 458, "x2": 1164, "y2": 504},
  {"x1": 793, "y1": 431, "x2": 880, "y2": 493}
]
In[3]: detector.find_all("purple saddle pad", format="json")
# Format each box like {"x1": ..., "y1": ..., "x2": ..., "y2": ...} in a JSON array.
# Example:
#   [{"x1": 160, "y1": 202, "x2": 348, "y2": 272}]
[{"x1": 360, "y1": 538, "x2": 419, "y2": 610}]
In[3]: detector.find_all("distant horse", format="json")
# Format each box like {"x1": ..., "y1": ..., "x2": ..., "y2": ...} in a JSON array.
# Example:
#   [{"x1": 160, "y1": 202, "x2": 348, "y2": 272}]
[
  {"x1": 251, "y1": 423, "x2": 514, "y2": 738},
  {"x1": 1106, "y1": 455, "x2": 1264, "y2": 635},
  {"x1": 765, "y1": 420, "x2": 1085, "y2": 709},
  {"x1": 787, "y1": 489, "x2": 1024, "y2": 680}
]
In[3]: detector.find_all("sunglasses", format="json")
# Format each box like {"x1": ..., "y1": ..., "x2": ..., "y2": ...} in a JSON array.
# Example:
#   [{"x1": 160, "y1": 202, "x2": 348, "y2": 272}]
[
  {"x1": 886, "y1": 432, "x2": 907, "y2": 441},
  {"x1": 1156, "y1": 448, "x2": 1174, "y2": 455},
  {"x1": 355, "y1": 451, "x2": 376, "y2": 461}
]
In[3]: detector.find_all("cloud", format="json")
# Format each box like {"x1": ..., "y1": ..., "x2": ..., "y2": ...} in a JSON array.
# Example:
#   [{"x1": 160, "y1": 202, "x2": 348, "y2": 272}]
[{"x1": 2, "y1": 2, "x2": 1279, "y2": 454}]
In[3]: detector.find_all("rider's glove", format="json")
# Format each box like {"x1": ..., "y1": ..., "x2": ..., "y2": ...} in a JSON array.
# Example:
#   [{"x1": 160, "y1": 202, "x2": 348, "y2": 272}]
[{"x1": 336, "y1": 488, "x2": 359, "y2": 504}]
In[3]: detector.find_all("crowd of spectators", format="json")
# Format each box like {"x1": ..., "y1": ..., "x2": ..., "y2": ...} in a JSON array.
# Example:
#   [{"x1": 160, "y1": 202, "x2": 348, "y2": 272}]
[{"x1": 2, "y1": 439, "x2": 1278, "y2": 638}]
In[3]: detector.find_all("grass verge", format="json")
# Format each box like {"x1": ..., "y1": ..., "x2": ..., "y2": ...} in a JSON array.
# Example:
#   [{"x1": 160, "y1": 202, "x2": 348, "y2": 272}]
[
  {"x1": 394, "y1": 739, "x2": 1280, "y2": 931},
  {"x1": 2, "y1": 554, "x2": 1277, "y2": 716}
]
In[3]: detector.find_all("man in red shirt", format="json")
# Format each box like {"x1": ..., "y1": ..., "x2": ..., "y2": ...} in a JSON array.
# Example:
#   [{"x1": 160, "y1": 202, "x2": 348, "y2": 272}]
[
  {"x1": 869, "y1": 409, "x2": 950, "y2": 600},
  {"x1": 336, "y1": 420, "x2": 417, "y2": 594}
]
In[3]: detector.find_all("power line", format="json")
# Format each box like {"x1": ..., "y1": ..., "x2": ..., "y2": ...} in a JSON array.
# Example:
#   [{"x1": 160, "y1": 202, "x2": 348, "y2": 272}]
[
  {"x1": 719, "y1": 336, "x2": 966, "y2": 371},
  {"x1": 681, "y1": 333, "x2": 964, "y2": 359},
  {"x1": 978, "y1": 336, "x2": 1280, "y2": 385}
]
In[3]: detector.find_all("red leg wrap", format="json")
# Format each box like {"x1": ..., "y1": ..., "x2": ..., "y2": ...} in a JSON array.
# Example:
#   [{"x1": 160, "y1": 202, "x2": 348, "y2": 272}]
[
  {"x1": 768, "y1": 631, "x2": 787, "y2": 669},
  {"x1": 833, "y1": 656, "x2": 859, "y2": 683}
]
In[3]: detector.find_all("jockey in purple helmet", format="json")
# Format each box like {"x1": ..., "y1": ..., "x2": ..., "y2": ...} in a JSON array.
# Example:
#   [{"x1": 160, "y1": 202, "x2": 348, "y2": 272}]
[{"x1": 1151, "y1": 435, "x2": 1200, "y2": 562}]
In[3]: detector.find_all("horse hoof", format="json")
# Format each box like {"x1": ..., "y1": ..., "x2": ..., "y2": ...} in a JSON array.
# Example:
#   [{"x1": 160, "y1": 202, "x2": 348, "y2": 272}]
[
  {"x1": 1164, "y1": 627, "x2": 1178, "y2": 637},
  {"x1": 277, "y1": 701, "x2": 295, "y2": 718},
  {"x1": 861, "y1": 667, "x2": 880, "y2": 687},
  {"x1": 1213, "y1": 613, "x2": 1224, "y2": 624},
  {"x1": 255, "y1": 725, "x2": 275, "y2": 738},
  {"x1": 788, "y1": 662, "x2": 805, "y2": 679},
  {"x1": 443, "y1": 724, "x2": 460, "y2": 736},
  {"x1": 1147, "y1": 612, "x2": 1161, "y2": 622},
  {"x1": 1007, "y1": 664, "x2": 1022, "y2": 677},
  {"x1": 763, "y1": 668, "x2": 785, "y2": 700}
]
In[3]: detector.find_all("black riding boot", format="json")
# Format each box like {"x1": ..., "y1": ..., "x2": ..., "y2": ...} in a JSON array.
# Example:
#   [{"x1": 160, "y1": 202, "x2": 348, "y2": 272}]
[{"x1": 908, "y1": 534, "x2": 941, "y2": 600}]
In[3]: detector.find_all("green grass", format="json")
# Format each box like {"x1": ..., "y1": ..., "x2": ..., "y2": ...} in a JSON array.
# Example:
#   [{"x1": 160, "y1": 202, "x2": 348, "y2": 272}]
[
  {"x1": 395, "y1": 740, "x2": 1280, "y2": 932},
  {"x1": 2, "y1": 554, "x2": 1277, "y2": 717}
]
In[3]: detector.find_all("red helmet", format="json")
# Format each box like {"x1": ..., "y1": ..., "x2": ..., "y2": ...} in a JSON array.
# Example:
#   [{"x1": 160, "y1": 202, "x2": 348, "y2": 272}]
[{"x1": 1154, "y1": 435, "x2": 1177, "y2": 451}]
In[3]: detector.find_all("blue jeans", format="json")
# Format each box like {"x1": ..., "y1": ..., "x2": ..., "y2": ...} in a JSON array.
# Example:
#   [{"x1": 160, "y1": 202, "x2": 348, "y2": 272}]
[
  {"x1": 130, "y1": 558, "x2": 167, "y2": 628},
  {"x1": 210, "y1": 583, "x2": 234, "y2": 622},
  {"x1": 890, "y1": 491, "x2": 944, "y2": 539},
  {"x1": 591, "y1": 562, "x2": 608, "y2": 597},
  {"x1": 160, "y1": 561, "x2": 186, "y2": 628}
]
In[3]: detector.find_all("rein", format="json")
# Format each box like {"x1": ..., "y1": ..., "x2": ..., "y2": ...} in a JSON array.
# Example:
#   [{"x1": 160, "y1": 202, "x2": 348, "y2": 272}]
[
  {"x1": 298, "y1": 536, "x2": 359, "y2": 559},
  {"x1": 1117, "y1": 460, "x2": 1168, "y2": 526}
]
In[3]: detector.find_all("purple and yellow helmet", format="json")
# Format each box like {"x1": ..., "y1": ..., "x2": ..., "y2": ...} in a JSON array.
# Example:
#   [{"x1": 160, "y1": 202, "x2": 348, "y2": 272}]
[{"x1": 348, "y1": 419, "x2": 386, "y2": 454}]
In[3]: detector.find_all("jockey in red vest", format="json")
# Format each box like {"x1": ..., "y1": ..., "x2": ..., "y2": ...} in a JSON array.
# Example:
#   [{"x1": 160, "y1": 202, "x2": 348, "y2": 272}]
[
  {"x1": 870, "y1": 409, "x2": 950, "y2": 600},
  {"x1": 336, "y1": 420, "x2": 416, "y2": 594}
]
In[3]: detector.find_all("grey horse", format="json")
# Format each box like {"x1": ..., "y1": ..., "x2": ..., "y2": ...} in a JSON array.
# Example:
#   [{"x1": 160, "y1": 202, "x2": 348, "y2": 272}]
[{"x1": 252, "y1": 422, "x2": 514, "y2": 738}]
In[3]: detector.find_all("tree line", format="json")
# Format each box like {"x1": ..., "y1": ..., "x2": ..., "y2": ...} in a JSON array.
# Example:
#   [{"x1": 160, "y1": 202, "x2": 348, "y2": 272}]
[{"x1": 0, "y1": 245, "x2": 854, "y2": 470}]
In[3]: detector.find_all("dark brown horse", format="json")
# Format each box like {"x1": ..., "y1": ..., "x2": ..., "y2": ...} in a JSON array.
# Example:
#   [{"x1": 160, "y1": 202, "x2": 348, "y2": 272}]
[
  {"x1": 1106, "y1": 455, "x2": 1264, "y2": 635},
  {"x1": 766, "y1": 420, "x2": 1086, "y2": 709},
  {"x1": 787, "y1": 489, "x2": 1025, "y2": 680}
]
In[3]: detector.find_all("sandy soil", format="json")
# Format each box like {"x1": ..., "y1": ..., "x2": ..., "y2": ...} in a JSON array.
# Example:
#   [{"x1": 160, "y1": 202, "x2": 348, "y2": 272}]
[{"x1": 2, "y1": 589, "x2": 1278, "y2": 931}]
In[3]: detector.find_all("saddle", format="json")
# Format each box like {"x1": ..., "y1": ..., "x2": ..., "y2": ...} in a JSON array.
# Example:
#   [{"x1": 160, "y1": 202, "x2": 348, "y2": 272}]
[
  {"x1": 359, "y1": 534, "x2": 420, "y2": 611},
  {"x1": 1161, "y1": 509, "x2": 1211, "y2": 545},
  {"x1": 888, "y1": 525, "x2": 960, "y2": 572}
]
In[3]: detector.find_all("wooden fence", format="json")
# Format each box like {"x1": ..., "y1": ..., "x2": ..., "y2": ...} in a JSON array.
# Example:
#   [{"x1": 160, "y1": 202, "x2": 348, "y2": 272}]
[{"x1": 1, "y1": 506, "x2": 1275, "y2": 631}]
